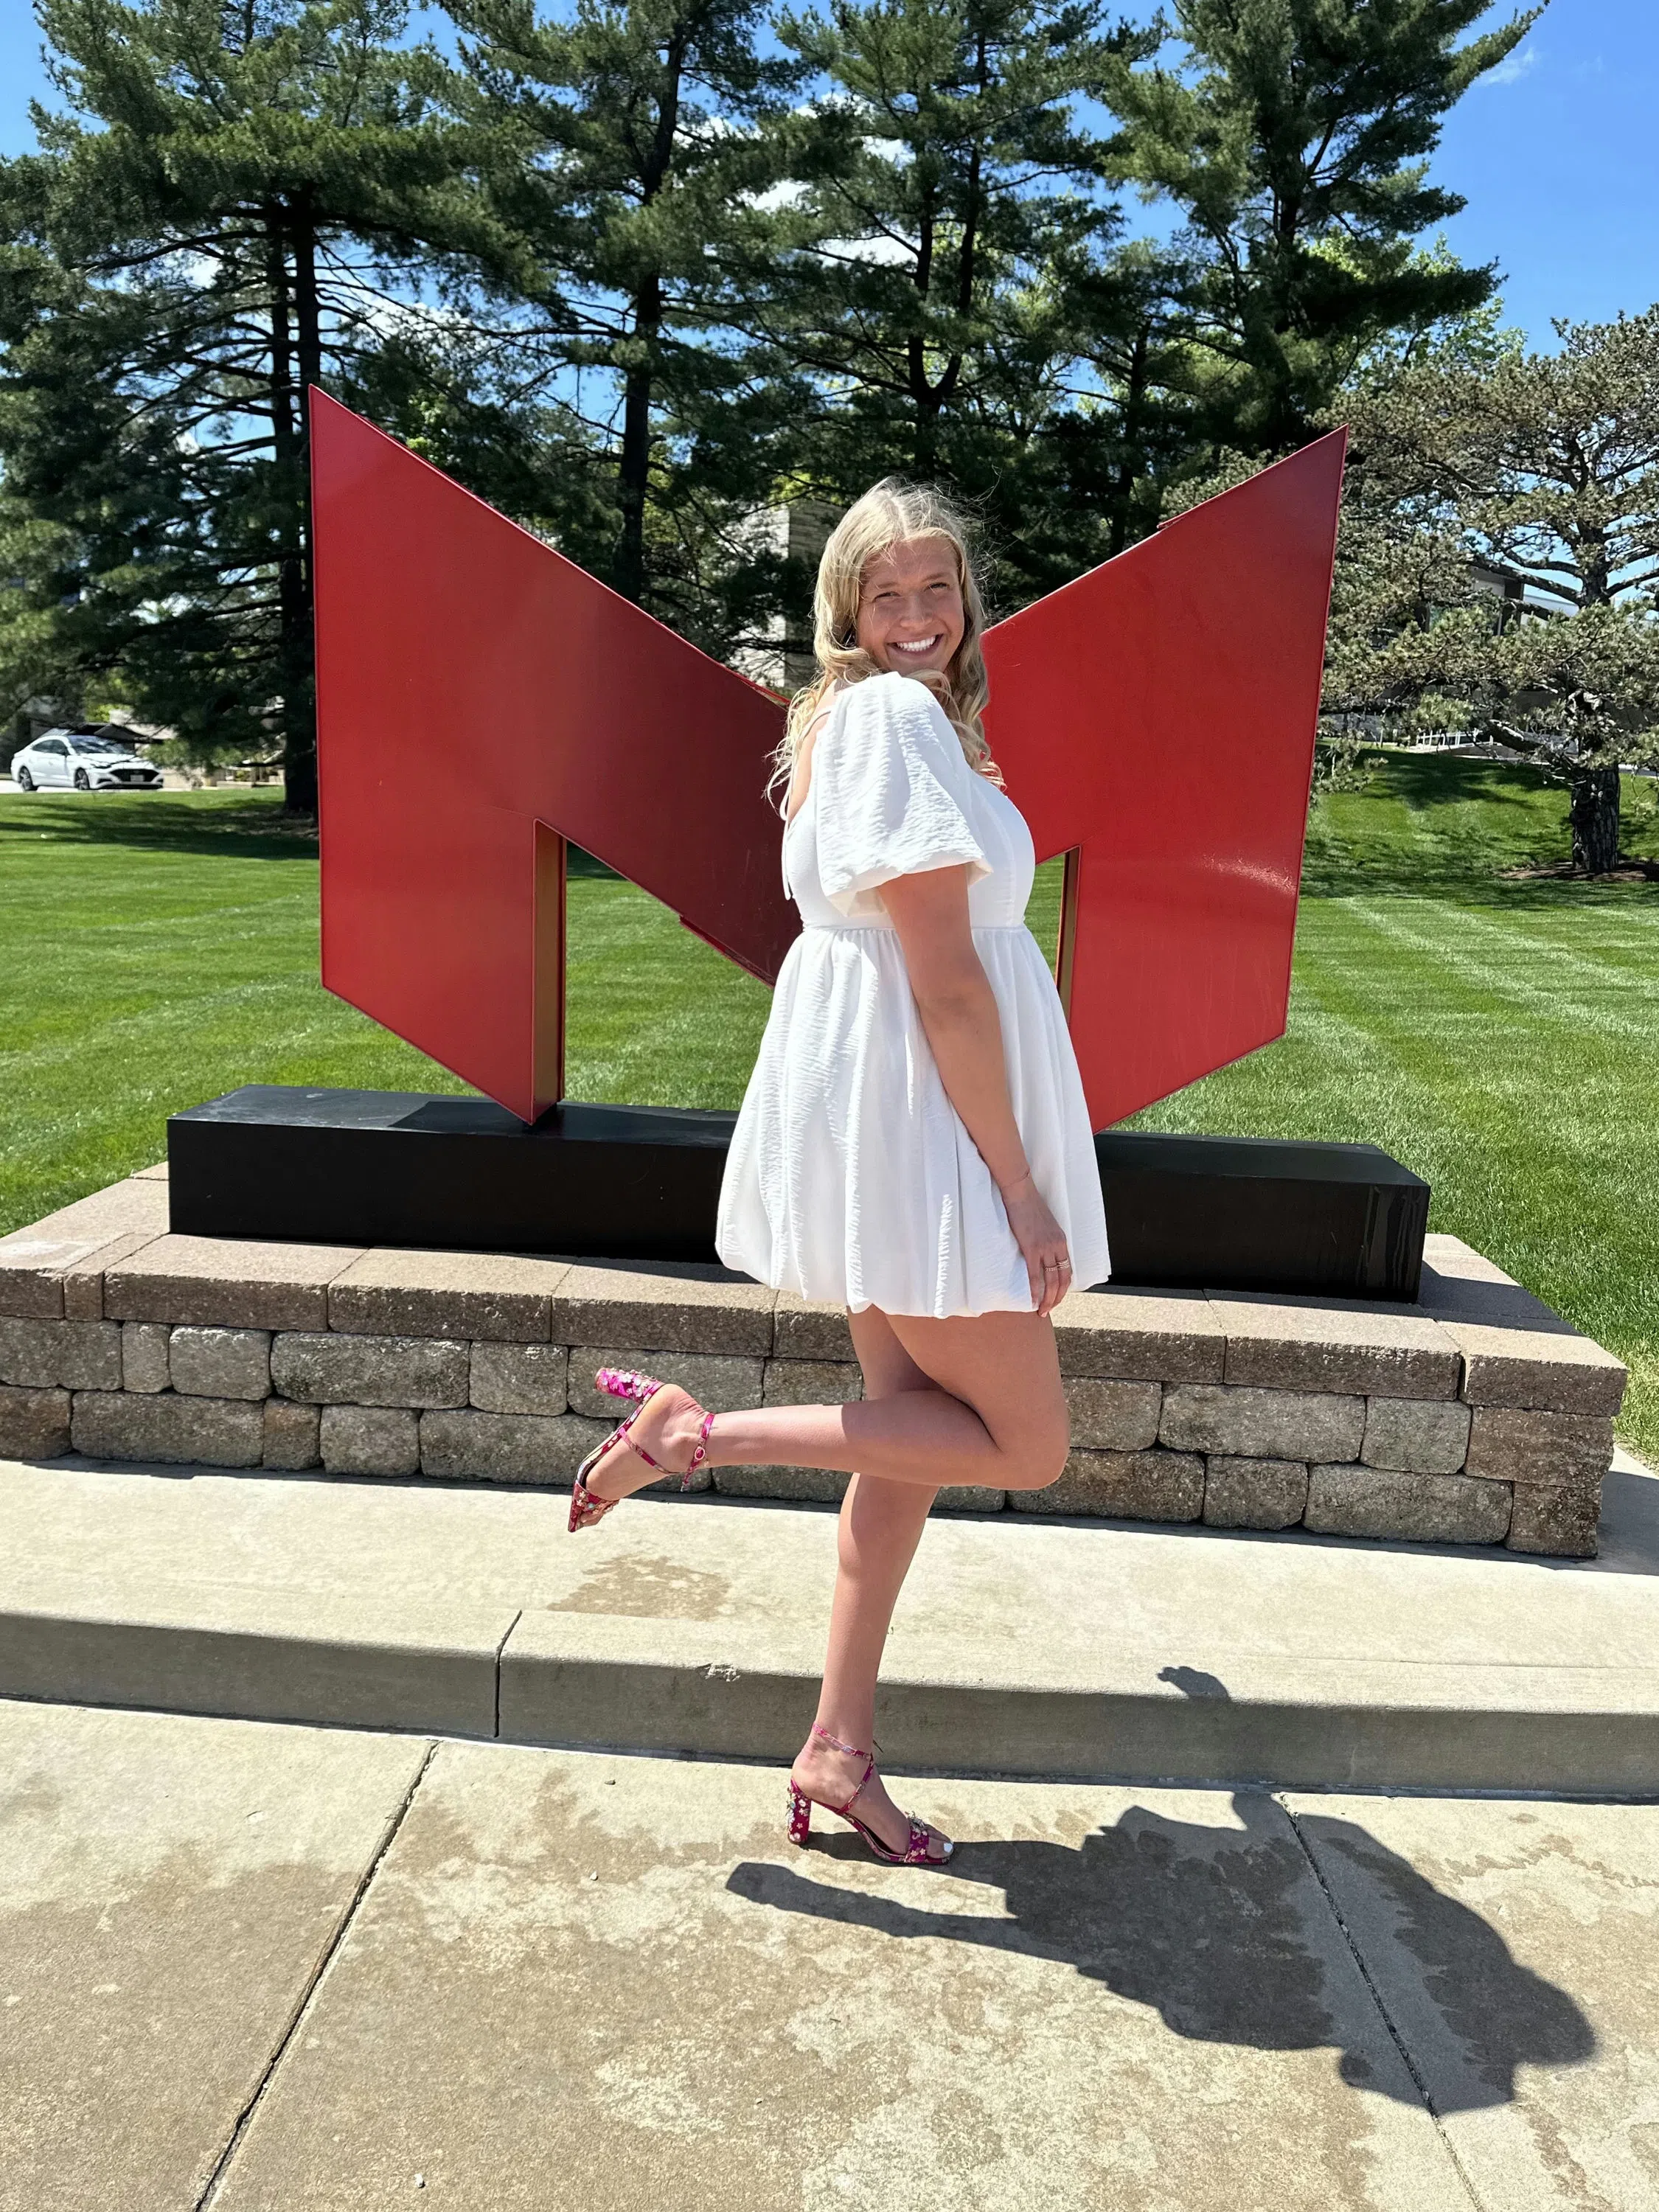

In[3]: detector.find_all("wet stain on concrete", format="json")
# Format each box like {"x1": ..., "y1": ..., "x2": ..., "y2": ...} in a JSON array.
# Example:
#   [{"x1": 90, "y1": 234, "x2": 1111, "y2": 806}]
[{"x1": 549, "y1": 1554, "x2": 732, "y2": 1621}]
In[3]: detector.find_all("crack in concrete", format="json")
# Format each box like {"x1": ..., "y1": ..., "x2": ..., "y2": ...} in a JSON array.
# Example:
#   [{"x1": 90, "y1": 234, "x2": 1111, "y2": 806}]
[
  {"x1": 194, "y1": 1737, "x2": 439, "y2": 2210},
  {"x1": 493, "y1": 1608, "x2": 522, "y2": 1739},
  {"x1": 1278, "y1": 1793, "x2": 1488, "y2": 2211}
]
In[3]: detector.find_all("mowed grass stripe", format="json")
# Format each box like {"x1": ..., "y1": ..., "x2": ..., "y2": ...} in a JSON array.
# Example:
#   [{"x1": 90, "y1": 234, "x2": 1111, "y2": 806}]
[{"x1": 1350, "y1": 897, "x2": 1659, "y2": 1047}]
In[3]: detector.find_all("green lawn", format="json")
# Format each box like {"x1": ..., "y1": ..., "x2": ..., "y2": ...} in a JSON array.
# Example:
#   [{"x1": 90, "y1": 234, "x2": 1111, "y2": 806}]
[{"x1": 4, "y1": 760, "x2": 1656, "y2": 1458}]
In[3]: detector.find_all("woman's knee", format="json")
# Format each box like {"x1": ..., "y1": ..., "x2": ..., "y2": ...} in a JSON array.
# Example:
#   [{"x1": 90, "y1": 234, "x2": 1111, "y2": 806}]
[{"x1": 1000, "y1": 1417, "x2": 1070, "y2": 1492}]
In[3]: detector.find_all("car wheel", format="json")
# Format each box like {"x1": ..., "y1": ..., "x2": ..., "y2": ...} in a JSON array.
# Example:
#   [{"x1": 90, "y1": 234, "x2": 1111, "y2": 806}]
[
  {"x1": 15, "y1": 766, "x2": 33, "y2": 791},
  {"x1": 74, "y1": 768, "x2": 90, "y2": 790}
]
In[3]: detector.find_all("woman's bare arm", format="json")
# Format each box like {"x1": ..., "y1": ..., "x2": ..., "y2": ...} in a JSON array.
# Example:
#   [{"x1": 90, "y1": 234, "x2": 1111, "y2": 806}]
[{"x1": 880, "y1": 863, "x2": 1072, "y2": 1313}]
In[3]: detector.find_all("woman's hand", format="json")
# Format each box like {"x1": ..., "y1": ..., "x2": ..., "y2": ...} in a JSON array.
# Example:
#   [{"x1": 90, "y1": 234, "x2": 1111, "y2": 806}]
[{"x1": 1001, "y1": 1172, "x2": 1072, "y2": 1315}]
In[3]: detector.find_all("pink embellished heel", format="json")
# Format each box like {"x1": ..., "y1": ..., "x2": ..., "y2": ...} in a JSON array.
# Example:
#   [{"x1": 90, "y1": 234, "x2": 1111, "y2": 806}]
[
  {"x1": 568, "y1": 1371, "x2": 714, "y2": 1533},
  {"x1": 786, "y1": 1781, "x2": 813, "y2": 1847},
  {"x1": 785, "y1": 1725, "x2": 953, "y2": 1868}
]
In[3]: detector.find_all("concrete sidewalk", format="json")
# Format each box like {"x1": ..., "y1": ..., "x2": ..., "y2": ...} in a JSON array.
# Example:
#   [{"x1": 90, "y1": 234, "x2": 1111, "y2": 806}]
[
  {"x1": 3, "y1": 1698, "x2": 1656, "y2": 2211},
  {"x1": 4, "y1": 1447, "x2": 1659, "y2": 1791}
]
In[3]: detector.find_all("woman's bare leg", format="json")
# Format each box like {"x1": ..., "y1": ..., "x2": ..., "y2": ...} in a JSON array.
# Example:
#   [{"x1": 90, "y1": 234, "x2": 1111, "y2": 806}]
[
  {"x1": 789, "y1": 1309, "x2": 945, "y2": 1858},
  {"x1": 582, "y1": 1307, "x2": 1069, "y2": 1503}
]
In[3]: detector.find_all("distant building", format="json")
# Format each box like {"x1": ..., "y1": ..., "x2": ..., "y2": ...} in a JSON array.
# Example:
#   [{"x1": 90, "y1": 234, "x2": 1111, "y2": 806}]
[{"x1": 731, "y1": 501, "x2": 838, "y2": 696}]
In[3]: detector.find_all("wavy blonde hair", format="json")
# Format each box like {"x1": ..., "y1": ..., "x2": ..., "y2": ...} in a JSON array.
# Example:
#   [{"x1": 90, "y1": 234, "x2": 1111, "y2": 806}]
[{"x1": 775, "y1": 479, "x2": 995, "y2": 802}]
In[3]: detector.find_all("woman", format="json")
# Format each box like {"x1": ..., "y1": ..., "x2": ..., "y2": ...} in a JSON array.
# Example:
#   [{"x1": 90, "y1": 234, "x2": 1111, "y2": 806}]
[{"x1": 568, "y1": 481, "x2": 1110, "y2": 1868}]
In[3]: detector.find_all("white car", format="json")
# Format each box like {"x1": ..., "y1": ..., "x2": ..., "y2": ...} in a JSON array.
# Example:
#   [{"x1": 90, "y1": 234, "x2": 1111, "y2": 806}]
[{"x1": 11, "y1": 728, "x2": 165, "y2": 792}]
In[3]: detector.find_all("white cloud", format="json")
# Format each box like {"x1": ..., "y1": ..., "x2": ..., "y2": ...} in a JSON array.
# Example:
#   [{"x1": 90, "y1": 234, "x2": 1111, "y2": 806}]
[{"x1": 1486, "y1": 44, "x2": 1539, "y2": 87}]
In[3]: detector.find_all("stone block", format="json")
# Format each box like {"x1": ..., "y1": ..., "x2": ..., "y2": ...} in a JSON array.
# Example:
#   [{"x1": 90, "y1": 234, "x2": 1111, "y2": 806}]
[
  {"x1": 762, "y1": 1360, "x2": 862, "y2": 1408},
  {"x1": 551, "y1": 1266, "x2": 774, "y2": 1357},
  {"x1": 566, "y1": 1348, "x2": 764, "y2": 1420},
  {"x1": 0, "y1": 1175, "x2": 170, "y2": 1318},
  {"x1": 1416, "y1": 1241, "x2": 1627, "y2": 1416},
  {"x1": 168, "y1": 1326, "x2": 271, "y2": 1402},
  {"x1": 61, "y1": 1228, "x2": 167, "y2": 1320},
  {"x1": 1360, "y1": 1396, "x2": 1471, "y2": 1475},
  {"x1": 1203, "y1": 1455, "x2": 1309, "y2": 1531},
  {"x1": 55, "y1": 1321, "x2": 123, "y2": 1391},
  {"x1": 0, "y1": 1315, "x2": 118, "y2": 1390},
  {"x1": 1159, "y1": 1383, "x2": 1364, "y2": 1464},
  {"x1": 0, "y1": 1382, "x2": 72, "y2": 1458},
  {"x1": 1009, "y1": 1447, "x2": 1203, "y2": 1522},
  {"x1": 0, "y1": 1317, "x2": 66, "y2": 1387},
  {"x1": 470, "y1": 1341, "x2": 570, "y2": 1416},
  {"x1": 1464, "y1": 1406, "x2": 1615, "y2": 1486},
  {"x1": 771, "y1": 1294, "x2": 855, "y2": 1362},
  {"x1": 1506, "y1": 1483, "x2": 1601, "y2": 1559},
  {"x1": 327, "y1": 1249, "x2": 566, "y2": 1342},
  {"x1": 69, "y1": 1390, "x2": 264, "y2": 1470},
  {"x1": 271, "y1": 1331, "x2": 469, "y2": 1410},
  {"x1": 1064, "y1": 1377, "x2": 1161, "y2": 1452},
  {"x1": 931, "y1": 1484, "x2": 1009, "y2": 1514},
  {"x1": 1051, "y1": 1287, "x2": 1224, "y2": 1382},
  {"x1": 1214, "y1": 1295, "x2": 1459, "y2": 1400},
  {"x1": 319, "y1": 1403, "x2": 420, "y2": 1478},
  {"x1": 1304, "y1": 1464, "x2": 1512, "y2": 1546},
  {"x1": 419, "y1": 1408, "x2": 618, "y2": 1486},
  {"x1": 105, "y1": 1235, "x2": 364, "y2": 1331},
  {"x1": 1445, "y1": 1324, "x2": 1628, "y2": 1416},
  {"x1": 713, "y1": 1464, "x2": 849, "y2": 1505},
  {"x1": 121, "y1": 1321, "x2": 172, "y2": 1394},
  {"x1": 263, "y1": 1398, "x2": 321, "y2": 1471}
]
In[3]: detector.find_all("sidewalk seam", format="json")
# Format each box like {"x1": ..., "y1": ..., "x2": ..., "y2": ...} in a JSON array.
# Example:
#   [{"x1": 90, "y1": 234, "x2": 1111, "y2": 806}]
[
  {"x1": 1279, "y1": 1796, "x2": 1487, "y2": 2211},
  {"x1": 194, "y1": 1736, "x2": 439, "y2": 2210}
]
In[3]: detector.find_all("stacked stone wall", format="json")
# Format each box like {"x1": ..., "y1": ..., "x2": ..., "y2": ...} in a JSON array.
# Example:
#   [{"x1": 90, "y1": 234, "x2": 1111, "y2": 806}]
[{"x1": 0, "y1": 1172, "x2": 1630, "y2": 1559}]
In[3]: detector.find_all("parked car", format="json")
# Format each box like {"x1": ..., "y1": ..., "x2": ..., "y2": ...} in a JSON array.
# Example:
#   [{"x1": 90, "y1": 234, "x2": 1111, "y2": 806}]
[{"x1": 11, "y1": 728, "x2": 165, "y2": 792}]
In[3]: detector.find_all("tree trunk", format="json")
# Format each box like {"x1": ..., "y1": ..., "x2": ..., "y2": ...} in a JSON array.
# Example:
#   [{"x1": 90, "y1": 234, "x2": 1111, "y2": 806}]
[
  {"x1": 266, "y1": 218, "x2": 316, "y2": 818},
  {"x1": 283, "y1": 208, "x2": 323, "y2": 816},
  {"x1": 1569, "y1": 766, "x2": 1621, "y2": 874},
  {"x1": 614, "y1": 276, "x2": 659, "y2": 605},
  {"x1": 1108, "y1": 325, "x2": 1150, "y2": 559}
]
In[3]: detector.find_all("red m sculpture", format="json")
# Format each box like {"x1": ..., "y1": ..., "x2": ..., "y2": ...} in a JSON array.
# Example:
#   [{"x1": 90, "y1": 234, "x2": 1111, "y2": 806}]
[{"x1": 312, "y1": 392, "x2": 1343, "y2": 1128}]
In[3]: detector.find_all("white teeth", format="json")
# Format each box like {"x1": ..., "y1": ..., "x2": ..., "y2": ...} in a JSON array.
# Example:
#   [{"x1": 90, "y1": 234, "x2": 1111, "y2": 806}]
[{"x1": 894, "y1": 637, "x2": 940, "y2": 653}]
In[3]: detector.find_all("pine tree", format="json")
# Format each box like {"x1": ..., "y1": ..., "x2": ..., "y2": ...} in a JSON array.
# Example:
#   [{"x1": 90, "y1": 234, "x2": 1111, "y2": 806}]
[
  {"x1": 0, "y1": 0, "x2": 506, "y2": 810},
  {"x1": 753, "y1": 0, "x2": 1155, "y2": 604},
  {"x1": 1101, "y1": 0, "x2": 1540, "y2": 454},
  {"x1": 449, "y1": 0, "x2": 815, "y2": 619}
]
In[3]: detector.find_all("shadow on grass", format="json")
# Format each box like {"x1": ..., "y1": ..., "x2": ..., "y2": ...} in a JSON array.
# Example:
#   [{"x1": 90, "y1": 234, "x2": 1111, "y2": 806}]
[
  {"x1": 0, "y1": 793, "x2": 622, "y2": 875},
  {"x1": 1303, "y1": 872, "x2": 1658, "y2": 910},
  {"x1": 0, "y1": 791, "x2": 314, "y2": 860},
  {"x1": 1374, "y1": 754, "x2": 1555, "y2": 814}
]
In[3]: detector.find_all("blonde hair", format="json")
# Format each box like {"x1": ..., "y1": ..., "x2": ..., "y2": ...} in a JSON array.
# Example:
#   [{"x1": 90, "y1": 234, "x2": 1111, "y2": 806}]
[{"x1": 776, "y1": 479, "x2": 995, "y2": 801}]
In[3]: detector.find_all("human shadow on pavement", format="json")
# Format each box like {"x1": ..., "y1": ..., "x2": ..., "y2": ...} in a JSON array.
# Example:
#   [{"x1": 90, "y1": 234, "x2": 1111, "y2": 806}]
[{"x1": 729, "y1": 1674, "x2": 1594, "y2": 2110}]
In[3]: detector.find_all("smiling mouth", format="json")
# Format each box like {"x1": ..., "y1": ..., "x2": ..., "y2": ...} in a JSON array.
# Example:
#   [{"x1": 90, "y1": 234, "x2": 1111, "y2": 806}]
[{"x1": 892, "y1": 636, "x2": 943, "y2": 655}]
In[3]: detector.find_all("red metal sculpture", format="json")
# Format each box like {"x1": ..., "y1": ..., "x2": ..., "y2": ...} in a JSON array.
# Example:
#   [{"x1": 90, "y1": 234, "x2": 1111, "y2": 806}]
[{"x1": 311, "y1": 393, "x2": 1343, "y2": 1128}]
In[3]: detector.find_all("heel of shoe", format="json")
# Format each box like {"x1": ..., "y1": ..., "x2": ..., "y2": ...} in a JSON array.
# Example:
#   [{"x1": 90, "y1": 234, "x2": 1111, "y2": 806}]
[
  {"x1": 597, "y1": 1366, "x2": 658, "y2": 1404},
  {"x1": 786, "y1": 1782, "x2": 812, "y2": 1847}
]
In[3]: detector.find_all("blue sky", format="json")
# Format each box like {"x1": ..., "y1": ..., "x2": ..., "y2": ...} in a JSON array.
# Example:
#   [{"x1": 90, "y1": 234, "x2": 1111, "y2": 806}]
[{"x1": 1, "y1": 0, "x2": 1653, "y2": 346}]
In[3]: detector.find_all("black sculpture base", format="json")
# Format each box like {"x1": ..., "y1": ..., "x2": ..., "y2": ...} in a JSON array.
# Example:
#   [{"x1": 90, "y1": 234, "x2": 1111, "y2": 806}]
[{"x1": 168, "y1": 1088, "x2": 1427, "y2": 1299}]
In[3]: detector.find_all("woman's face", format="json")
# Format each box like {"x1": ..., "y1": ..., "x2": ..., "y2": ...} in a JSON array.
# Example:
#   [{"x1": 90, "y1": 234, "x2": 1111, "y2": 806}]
[{"x1": 855, "y1": 535, "x2": 966, "y2": 679}]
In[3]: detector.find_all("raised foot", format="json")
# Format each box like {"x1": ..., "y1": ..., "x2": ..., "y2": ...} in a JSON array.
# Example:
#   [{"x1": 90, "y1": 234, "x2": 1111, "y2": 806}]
[{"x1": 582, "y1": 1382, "x2": 709, "y2": 1505}]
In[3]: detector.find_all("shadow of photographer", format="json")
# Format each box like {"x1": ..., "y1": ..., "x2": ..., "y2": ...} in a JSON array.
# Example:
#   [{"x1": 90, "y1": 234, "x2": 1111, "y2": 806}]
[{"x1": 728, "y1": 1669, "x2": 1593, "y2": 2111}]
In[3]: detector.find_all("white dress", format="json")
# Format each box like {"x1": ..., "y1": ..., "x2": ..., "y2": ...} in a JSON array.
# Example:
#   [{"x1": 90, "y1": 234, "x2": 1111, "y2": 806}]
[{"x1": 716, "y1": 670, "x2": 1110, "y2": 1317}]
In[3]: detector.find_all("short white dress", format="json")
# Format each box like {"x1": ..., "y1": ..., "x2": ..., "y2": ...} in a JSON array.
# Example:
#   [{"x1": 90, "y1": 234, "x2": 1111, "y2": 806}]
[{"x1": 716, "y1": 670, "x2": 1110, "y2": 1317}]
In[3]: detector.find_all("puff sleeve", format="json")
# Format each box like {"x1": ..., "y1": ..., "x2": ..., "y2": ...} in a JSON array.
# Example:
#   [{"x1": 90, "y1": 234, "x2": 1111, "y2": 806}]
[{"x1": 812, "y1": 672, "x2": 990, "y2": 921}]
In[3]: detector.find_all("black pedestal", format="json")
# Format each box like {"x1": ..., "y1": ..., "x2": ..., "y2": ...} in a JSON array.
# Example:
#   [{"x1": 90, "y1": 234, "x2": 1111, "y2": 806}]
[
  {"x1": 1092, "y1": 1132, "x2": 1426, "y2": 1301},
  {"x1": 168, "y1": 1088, "x2": 1428, "y2": 1299}
]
